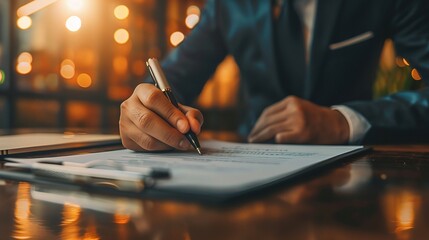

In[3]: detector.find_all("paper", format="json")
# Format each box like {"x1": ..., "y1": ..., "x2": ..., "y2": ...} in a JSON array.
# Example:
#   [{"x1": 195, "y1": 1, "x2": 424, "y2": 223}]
[{"x1": 6, "y1": 140, "x2": 364, "y2": 195}]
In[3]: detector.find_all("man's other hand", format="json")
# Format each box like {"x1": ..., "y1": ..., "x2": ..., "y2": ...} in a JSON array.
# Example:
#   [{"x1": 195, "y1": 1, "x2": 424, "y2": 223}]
[{"x1": 248, "y1": 96, "x2": 349, "y2": 144}]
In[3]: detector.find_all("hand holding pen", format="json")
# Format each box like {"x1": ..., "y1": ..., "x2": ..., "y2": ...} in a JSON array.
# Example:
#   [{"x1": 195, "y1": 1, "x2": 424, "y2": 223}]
[{"x1": 119, "y1": 59, "x2": 204, "y2": 153}]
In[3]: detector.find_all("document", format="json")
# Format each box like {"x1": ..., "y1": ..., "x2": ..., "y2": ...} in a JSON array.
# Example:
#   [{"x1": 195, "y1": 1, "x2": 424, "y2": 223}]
[{"x1": 6, "y1": 140, "x2": 365, "y2": 198}]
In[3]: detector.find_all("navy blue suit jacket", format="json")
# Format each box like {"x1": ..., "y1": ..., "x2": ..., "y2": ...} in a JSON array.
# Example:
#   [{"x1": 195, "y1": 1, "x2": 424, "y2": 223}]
[{"x1": 159, "y1": 0, "x2": 429, "y2": 143}]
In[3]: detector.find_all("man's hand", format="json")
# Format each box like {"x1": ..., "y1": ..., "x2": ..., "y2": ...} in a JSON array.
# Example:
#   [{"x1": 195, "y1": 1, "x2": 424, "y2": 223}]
[
  {"x1": 248, "y1": 96, "x2": 350, "y2": 144},
  {"x1": 119, "y1": 83, "x2": 203, "y2": 151}
]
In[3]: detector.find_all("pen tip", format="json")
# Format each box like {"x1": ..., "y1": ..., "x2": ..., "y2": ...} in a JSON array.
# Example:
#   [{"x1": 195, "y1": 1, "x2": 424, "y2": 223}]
[{"x1": 196, "y1": 148, "x2": 202, "y2": 155}]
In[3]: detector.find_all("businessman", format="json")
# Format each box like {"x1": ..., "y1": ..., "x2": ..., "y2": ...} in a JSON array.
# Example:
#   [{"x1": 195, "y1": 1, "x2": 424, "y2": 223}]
[{"x1": 120, "y1": 0, "x2": 429, "y2": 151}]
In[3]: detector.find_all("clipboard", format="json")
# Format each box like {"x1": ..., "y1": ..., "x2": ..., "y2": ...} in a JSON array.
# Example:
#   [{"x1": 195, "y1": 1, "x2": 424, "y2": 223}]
[{"x1": 1, "y1": 140, "x2": 370, "y2": 202}]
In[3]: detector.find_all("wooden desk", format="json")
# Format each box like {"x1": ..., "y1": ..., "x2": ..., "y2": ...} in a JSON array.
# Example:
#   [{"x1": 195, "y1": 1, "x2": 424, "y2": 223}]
[{"x1": 0, "y1": 143, "x2": 429, "y2": 240}]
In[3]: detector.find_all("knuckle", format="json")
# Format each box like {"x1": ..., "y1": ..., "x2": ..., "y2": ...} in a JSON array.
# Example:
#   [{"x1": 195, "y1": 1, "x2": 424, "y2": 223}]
[
  {"x1": 137, "y1": 111, "x2": 155, "y2": 129},
  {"x1": 144, "y1": 90, "x2": 161, "y2": 106},
  {"x1": 134, "y1": 83, "x2": 146, "y2": 93},
  {"x1": 120, "y1": 100, "x2": 129, "y2": 113},
  {"x1": 166, "y1": 107, "x2": 181, "y2": 123}
]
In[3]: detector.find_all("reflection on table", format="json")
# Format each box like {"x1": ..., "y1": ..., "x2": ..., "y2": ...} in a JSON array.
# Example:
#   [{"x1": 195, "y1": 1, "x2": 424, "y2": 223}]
[{"x1": 1, "y1": 145, "x2": 429, "y2": 239}]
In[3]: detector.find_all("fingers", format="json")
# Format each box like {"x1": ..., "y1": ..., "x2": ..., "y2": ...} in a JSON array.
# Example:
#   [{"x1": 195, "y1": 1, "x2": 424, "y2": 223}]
[
  {"x1": 248, "y1": 96, "x2": 308, "y2": 143},
  {"x1": 249, "y1": 97, "x2": 296, "y2": 142},
  {"x1": 180, "y1": 104, "x2": 204, "y2": 134},
  {"x1": 134, "y1": 84, "x2": 191, "y2": 134},
  {"x1": 125, "y1": 101, "x2": 191, "y2": 150},
  {"x1": 249, "y1": 108, "x2": 290, "y2": 138},
  {"x1": 120, "y1": 83, "x2": 201, "y2": 151}
]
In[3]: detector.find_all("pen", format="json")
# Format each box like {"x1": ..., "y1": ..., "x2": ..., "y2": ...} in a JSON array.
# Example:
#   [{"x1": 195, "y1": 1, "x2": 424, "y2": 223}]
[
  {"x1": 146, "y1": 58, "x2": 202, "y2": 155},
  {"x1": 39, "y1": 159, "x2": 171, "y2": 178},
  {"x1": 5, "y1": 162, "x2": 156, "y2": 192}
]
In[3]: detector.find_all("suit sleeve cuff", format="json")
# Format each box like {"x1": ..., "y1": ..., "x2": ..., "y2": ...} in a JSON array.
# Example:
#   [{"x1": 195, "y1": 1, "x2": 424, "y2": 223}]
[{"x1": 331, "y1": 105, "x2": 371, "y2": 144}]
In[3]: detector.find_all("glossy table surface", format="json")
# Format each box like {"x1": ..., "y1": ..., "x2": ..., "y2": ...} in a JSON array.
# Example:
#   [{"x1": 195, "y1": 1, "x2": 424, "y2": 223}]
[{"x1": 1, "y1": 140, "x2": 429, "y2": 240}]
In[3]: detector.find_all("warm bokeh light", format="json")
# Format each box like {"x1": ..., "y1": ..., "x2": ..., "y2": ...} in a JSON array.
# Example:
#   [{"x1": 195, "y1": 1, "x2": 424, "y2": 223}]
[
  {"x1": 114, "y1": 213, "x2": 131, "y2": 224},
  {"x1": 18, "y1": 52, "x2": 33, "y2": 63},
  {"x1": 17, "y1": 16, "x2": 32, "y2": 30},
  {"x1": 62, "y1": 203, "x2": 81, "y2": 224},
  {"x1": 66, "y1": 0, "x2": 84, "y2": 11},
  {"x1": 16, "y1": 62, "x2": 32, "y2": 75},
  {"x1": 185, "y1": 14, "x2": 199, "y2": 29},
  {"x1": 17, "y1": 0, "x2": 57, "y2": 17},
  {"x1": 411, "y1": 68, "x2": 422, "y2": 81},
  {"x1": 65, "y1": 16, "x2": 82, "y2": 32},
  {"x1": 60, "y1": 59, "x2": 76, "y2": 79},
  {"x1": 114, "y1": 5, "x2": 129, "y2": 20},
  {"x1": 76, "y1": 73, "x2": 92, "y2": 88},
  {"x1": 113, "y1": 56, "x2": 128, "y2": 74},
  {"x1": 403, "y1": 58, "x2": 410, "y2": 66},
  {"x1": 61, "y1": 59, "x2": 75, "y2": 68},
  {"x1": 0, "y1": 70, "x2": 5, "y2": 85},
  {"x1": 382, "y1": 190, "x2": 421, "y2": 237},
  {"x1": 13, "y1": 182, "x2": 32, "y2": 240},
  {"x1": 170, "y1": 31, "x2": 185, "y2": 47},
  {"x1": 197, "y1": 56, "x2": 240, "y2": 108},
  {"x1": 186, "y1": 5, "x2": 201, "y2": 16},
  {"x1": 114, "y1": 28, "x2": 129, "y2": 44}
]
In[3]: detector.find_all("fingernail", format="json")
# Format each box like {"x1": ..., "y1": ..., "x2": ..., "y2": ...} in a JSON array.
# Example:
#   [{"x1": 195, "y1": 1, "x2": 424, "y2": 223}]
[
  {"x1": 179, "y1": 138, "x2": 190, "y2": 149},
  {"x1": 177, "y1": 119, "x2": 188, "y2": 133}
]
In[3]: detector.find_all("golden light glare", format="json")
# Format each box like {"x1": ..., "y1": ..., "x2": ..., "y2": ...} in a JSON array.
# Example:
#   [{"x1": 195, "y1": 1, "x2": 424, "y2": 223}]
[
  {"x1": 411, "y1": 69, "x2": 422, "y2": 81},
  {"x1": 17, "y1": 16, "x2": 32, "y2": 30},
  {"x1": 186, "y1": 5, "x2": 201, "y2": 16},
  {"x1": 114, "y1": 5, "x2": 129, "y2": 20},
  {"x1": 76, "y1": 73, "x2": 92, "y2": 88},
  {"x1": 18, "y1": 52, "x2": 33, "y2": 63},
  {"x1": 0, "y1": 70, "x2": 5, "y2": 85},
  {"x1": 66, "y1": 0, "x2": 84, "y2": 11},
  {"x1": 114, "y1": 29, "x2": 129, "y2": 44},
  {"x1": 60, "y1": 65, "x2": 75, "y2": 79},
  {"x1": 170, "y1": 31, "x2": 185, "y2": 47},
  {"x1": 185, "y1": 14, "x2": 200, "y2": 29},
  {"x1": 65, "y1": 16, "x2": 82, "y2": 32},
  {"x1": 17, "y1": 0, "x2": 57, "y2": 17},
  {"x1": 16, "y1": 62, "x2": 32, "y2": 75},
  {"x1": 403, "y1": 58, "x2": 410, "y2": 66}
]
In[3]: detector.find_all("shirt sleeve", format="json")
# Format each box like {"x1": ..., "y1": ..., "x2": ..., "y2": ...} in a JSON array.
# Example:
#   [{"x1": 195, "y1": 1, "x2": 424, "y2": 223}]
[{"x1": 331, "y1": 105, "x2": 371, "y2": 144}]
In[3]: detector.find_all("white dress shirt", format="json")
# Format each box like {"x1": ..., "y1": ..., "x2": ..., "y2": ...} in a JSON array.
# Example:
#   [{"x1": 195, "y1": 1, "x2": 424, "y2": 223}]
[{"x1": 292, "y1": 0, "x2": 371, "y2": 144}]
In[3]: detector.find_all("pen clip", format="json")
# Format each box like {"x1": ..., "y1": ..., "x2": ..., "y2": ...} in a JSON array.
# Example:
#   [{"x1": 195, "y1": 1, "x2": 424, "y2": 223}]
[{"x1": 146, "y1": 61, "x2": 159, "y2": 88}]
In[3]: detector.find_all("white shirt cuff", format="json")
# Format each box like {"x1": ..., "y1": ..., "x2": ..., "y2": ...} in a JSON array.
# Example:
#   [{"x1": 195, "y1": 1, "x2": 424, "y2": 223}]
[{"x1": 331, "y1": 105, "x2": 371, "y2": 144}]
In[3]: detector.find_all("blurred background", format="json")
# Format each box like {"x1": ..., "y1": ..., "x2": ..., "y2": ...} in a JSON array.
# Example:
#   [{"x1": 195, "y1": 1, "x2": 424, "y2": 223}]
[{"x1": 0, "y1": 0, "x2": 424, "y2": 134}]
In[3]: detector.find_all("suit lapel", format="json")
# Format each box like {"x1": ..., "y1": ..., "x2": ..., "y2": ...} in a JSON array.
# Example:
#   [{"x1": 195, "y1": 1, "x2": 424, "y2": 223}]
[
  {"x1": 307, "y1": 0, "x2": 343, "y2": 99},
  {"x1": 250, "y1": 0, "x2": 285, "y2": 98}
]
